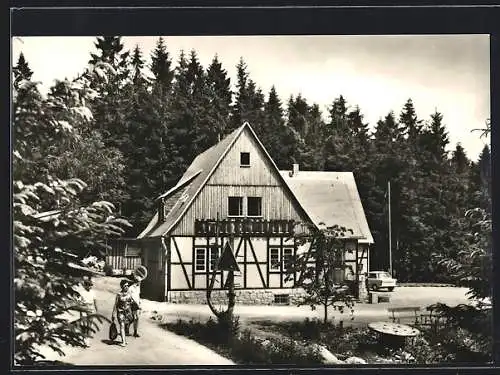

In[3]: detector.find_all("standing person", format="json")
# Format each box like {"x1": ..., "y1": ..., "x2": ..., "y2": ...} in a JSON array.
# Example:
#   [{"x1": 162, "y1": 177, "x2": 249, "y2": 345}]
[
  {"x1": 79, "y1": 276, "x2": 98, "y2": 314},
  {"x1": 128, "y1": 275, "x2": 141, "y2": 338},
  {"x1": 112, "y1": 279, "x2": 134, "y2": 347},
  {"x1": 76, "y1": 276, "x2": 98, "y2": 347}
]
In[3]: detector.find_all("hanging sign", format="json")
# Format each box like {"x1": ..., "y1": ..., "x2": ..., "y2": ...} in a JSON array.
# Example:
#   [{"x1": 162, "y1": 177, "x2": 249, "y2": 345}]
[{"x1": 216, "y1": 241, "x2": 240, "y2": 272}]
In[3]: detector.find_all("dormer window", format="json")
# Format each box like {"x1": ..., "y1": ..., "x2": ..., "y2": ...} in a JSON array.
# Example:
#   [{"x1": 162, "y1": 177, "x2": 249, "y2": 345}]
[{"x1": 240, "y1": 152, "x2": 250, "y2": 167}]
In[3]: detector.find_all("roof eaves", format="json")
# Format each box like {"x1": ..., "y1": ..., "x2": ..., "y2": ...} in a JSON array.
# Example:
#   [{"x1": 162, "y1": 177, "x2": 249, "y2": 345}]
[
  {"x1": 344, "y1": 174, "x2": 374, "y2": 244},
  {"x1": 156, "y1": 170, "x2": 202, "y2": 201},
  {"x1": 137, "y1": 212, "x2": 158, "y2": 239}
]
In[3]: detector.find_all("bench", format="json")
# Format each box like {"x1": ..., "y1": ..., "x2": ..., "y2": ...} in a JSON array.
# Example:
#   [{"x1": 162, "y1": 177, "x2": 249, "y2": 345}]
[
  {"x1": 369, "y1": 291, "x2": 392, "y2": 304},
  {"x1": 387, "y1": 306, "x2": 421, "y2": 325},
  {"x1": 417, "y1": 306, "x2": 449, "y2": 332},
  {"x1": 387, "y1": 306, "x2": 450, "y2": 331}
]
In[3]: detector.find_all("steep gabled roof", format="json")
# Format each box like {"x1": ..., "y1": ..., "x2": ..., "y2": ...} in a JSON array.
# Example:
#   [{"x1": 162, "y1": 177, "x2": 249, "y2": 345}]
[
  {"x1": 279, "y1": 171, "x2": 374, "y2": 244},
  {"x1": 138, "y1": 123, "x2": 314, "y2": 238},
  {"x1": 138, "y1": 123, "x2": 373, "y2": 243},
  {"x1": 137, "y1": 126, "x2": 240, "y2": 238}
]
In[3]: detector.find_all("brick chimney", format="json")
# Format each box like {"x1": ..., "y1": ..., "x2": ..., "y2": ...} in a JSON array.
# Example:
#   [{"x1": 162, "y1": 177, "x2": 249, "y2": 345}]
[
  {"x1": 292, "y1": 163, "x2": 299, "y2": 177},
  {"x1": 158, "y1": 197, "x2": 165, "y2": 222}
]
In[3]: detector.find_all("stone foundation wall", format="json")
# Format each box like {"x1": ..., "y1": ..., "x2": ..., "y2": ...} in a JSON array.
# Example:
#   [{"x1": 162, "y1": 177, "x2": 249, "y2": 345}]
[
  {"x1": 168, "y1": 278, "x2": 368, "y2": 305},
  {"x1": 168, "y1": 288, "x2": 308, "y2": 305}
]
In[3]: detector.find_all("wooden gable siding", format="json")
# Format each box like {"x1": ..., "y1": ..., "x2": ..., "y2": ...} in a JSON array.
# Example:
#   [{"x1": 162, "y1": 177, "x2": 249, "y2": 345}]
[
  {"x1": 207, "y1": 127, "x2": 279, "y2": 186},
  {"x1": 171, "y1": 128, "x2": 309, "y2": 236}
]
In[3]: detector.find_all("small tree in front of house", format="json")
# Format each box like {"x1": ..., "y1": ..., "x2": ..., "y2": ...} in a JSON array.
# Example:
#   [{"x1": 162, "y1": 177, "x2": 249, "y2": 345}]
[{"x1": 287, "y1": 224, "x2": 356, "y2": 324}]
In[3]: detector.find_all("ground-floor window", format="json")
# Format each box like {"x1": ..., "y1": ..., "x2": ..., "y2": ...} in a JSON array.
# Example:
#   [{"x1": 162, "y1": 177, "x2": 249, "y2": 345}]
[
  {"x1": 283, "y1": 247, "x2": 293, "y2": 270},
  {"x1": 268, "y1": 245, "x2": 295, "y2": 272},
  {"x1": 194, "y1": 243, "x2": 222, "y2": 273},
  {"x1": 209, "y1": 245, "x2": 220, "y2": 271},
  {"x1": 195, "y1": 248, "x2": 206, "y2": 271},
  {"x1": 269, "y1": 247, "x2": 280, "y2": 270}
]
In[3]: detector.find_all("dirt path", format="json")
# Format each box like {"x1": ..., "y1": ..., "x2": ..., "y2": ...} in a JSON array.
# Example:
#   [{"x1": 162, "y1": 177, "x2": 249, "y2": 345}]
[{"x1": 39, "y1": 287, "x2": 234, "y2": 366}]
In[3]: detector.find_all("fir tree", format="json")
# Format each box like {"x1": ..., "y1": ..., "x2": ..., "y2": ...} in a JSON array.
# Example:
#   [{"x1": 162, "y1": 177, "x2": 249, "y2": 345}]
[
  {"x1": 468, "y1": 145, "x2": 491, "y2": 213},
  {"x1": 326, "y1": 95, "x2": 348, "y2": 135},
  {"x1": 231, "y1": 58, "x2": 250, "y2": 130},
  {"x1": 420, "y1": 110, "x2": 449, "y2": 163},
  {"x1": 245, "y1": 79, "x2": 266, "y2": 135},
  {"x1": 262, "y1": 86, "x2": 292, "y2": 169},
  {"x1": 86, "y1": 36, "x2": 132, "y2": 151},
  {"x1": 81, "y1": 36, "x2": 133, "y2": 223},
  {"x1": 168, "y1": 50, "x2": 201, "y2": 176},
  {"x1": 150, "y1": 37, "x2": 174, "y2": 92},
  {"x1": 373, "y1": 111, "x2": 402, "y2": 145},
  {"x1": 206, "y1": 54, "x2": 232, "y2": 141},
  {"x1": 185, "y1": 50, "x2": 214, "y2": 155},
  {"x1": 478, "y1": 145, "x2": 491, "y2": 202},
  {"x1": 399, "y1": 98, "x2": 423, "y2": 143},
  {"x1": 130, "y1": 44, "x2": 146, "y2": 87},
  {"x1": 347, "y1": 105, "x2": 370, "y2": 143},
  {"x1": 451, "y1": 143, "x2": 470, "y2": 174},
  {"x1": 13, "y1": 52, "x2": 34, "y2": 88},
  {"x1": 323, "y1": 96, "x2": 351, "y2": 171},
  {"x1": 88, "y1": 36, "x2": 130, "y2": 77},
  {"x1": 287, "y1": 94, "x2": 310, "y2": 138}
]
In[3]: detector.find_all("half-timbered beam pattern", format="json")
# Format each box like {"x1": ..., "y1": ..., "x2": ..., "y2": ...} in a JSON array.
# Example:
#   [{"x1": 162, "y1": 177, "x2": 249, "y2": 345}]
[
  {"x1": 172, "y1": 237, "x2": 192, "y2": 289},
  {"x1": 247, "y1": 238, "x2": 267, "y2": 288}
]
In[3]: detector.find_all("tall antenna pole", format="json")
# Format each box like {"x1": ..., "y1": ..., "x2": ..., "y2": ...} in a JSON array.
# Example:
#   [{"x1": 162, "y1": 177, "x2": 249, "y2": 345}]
[{"x1": 388, "y1": 180, "x2": 393, "y2": 277}]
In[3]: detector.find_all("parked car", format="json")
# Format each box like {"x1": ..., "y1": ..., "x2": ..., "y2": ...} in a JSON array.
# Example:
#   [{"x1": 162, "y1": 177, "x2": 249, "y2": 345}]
[{"x1": 366, "y1": 271, "x2": 397, "y2": 291}]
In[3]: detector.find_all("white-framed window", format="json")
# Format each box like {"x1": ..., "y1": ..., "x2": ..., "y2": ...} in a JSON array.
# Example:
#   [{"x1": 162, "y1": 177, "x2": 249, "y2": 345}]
[
  {"x1": 247, "y1": 196, "x2": 262, "y2": 217},
  {"x1": 269, "y1": 247, "x2": 295, "y2": 272},
  {"x1": 283, "y1": 248, "x2": 293, "y2": 270},
  {"x1": 228, "y1": 196, "x2": 244, "y2": 216},
  {"x1": 269, "y1": 248, "x2": 280, "y2": 270},
  {"x1": 195, "y1": 248, "x2": 206, "y2": 271},
  {"x1": 240, "y1": 152, "x2": 250, "y2": 167},
  {"x1": 209, "y1": 246, "x2": 220, "y2": 271}
]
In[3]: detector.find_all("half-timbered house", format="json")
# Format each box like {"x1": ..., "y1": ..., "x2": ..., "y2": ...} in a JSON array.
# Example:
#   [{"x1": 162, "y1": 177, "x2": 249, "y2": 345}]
[{"x1": 136, "y1": 122, "x2": 373, "y2": 304}]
